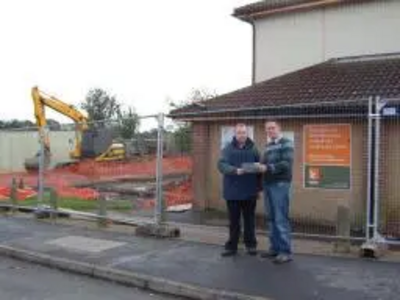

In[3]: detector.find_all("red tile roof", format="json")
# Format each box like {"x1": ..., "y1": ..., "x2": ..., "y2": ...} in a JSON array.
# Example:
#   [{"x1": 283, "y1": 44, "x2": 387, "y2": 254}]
[
  {"x1": 170, "y1": 53, "x2": 400, "y2": 118},
  {"x1": 233, "y1": 0, "x2": 375, "y2": 21}
]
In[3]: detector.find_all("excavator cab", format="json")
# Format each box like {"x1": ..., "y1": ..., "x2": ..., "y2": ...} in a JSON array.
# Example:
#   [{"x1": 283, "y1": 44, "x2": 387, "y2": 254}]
[{"x1": 81, "y1": 128, "x2": 125, "y2": 161}]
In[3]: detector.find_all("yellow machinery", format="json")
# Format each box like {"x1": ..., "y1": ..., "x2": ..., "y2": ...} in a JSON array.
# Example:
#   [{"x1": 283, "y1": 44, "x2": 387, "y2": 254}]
[{"x1": 24, "y1": 86, "x2": 126, "y2": 171}]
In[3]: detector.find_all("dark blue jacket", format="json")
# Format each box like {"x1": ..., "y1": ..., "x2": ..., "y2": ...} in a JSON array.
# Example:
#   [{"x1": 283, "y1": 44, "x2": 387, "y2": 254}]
[{"x1": 218, "y1": 137, "x2": 261, "y2": 201}]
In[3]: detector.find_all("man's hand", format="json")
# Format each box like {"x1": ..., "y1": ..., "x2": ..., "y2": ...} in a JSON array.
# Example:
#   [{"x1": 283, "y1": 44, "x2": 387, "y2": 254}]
[
  {"x1": 236, "y1": 168, "x2": 245, "y2": 175},
  {"x1": 255, "y1": 163, "x2": 267, "y2": 173}
]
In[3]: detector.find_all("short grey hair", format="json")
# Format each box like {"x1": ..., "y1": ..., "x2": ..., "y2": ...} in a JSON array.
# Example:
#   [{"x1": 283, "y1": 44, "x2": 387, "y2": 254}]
[{"x1": 235, "y1": 123, "x2": 247, "y2": 129}]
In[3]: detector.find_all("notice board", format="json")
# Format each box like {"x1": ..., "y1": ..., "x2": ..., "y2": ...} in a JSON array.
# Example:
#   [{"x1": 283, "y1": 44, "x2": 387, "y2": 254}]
[{"x1": 304, "y1": 124, "x2": 351, "y2": 190}]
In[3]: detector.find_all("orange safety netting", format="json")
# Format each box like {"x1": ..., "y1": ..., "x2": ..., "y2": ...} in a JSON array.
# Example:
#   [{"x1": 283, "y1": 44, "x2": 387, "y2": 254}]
[
  {"x1": 137, "y1": 179, "x2": 193, "y2": 210},
  {"x1": 0, "y1": 186, "x2": 37, "y2": 201},
  {"x1": 55, "y1": 156, "x2": 192, "y2": 179},
  {"x1": 164, "y1": 179, "x2": 193, "y2": 206},
  {"x1": 0, "y1": 156, "x2": 193, "y2": 202}
]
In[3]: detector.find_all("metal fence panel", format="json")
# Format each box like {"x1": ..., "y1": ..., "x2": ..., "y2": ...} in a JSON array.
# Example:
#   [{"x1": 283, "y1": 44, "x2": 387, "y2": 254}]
[
  {"x1": 4, "y1": 101, "x2": 399, "y2": 245},
  {"x1": 34, "y1": 115, "x2": 163, "y2": 223},
  {"x1": 377, "y1": 98, "x2": 400, "y2": 243},
  {"x1": 172, "y1": 101, "x2": 371, "y2": 240},
  {"x1": 0, "y1": 127, "x2": 50, "y2": 211}
]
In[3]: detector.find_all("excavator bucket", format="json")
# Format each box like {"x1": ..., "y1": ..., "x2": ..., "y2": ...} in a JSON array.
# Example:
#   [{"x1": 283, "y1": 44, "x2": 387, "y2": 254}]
[
  {"x1": 24, "y1": 149, "x2": 51, "y2": 172},
  {"x1": 24, "y1": 156, "x2": 40, "y2": 172}
]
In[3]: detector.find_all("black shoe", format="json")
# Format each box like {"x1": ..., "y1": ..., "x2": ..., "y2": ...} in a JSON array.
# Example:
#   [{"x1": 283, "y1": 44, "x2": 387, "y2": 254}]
[
  {"x1": 260, "y1": 250, "x2": 278, "y2": 259},
  {"x1": 273, "y1": 254, "x2": 292, "y2": 264},
  {"x1": 246, "y1": 248, "x2": 258, "y2": 256},
  {"x1": 221, "y1": 250, "x2": 237, "y2": 257}
]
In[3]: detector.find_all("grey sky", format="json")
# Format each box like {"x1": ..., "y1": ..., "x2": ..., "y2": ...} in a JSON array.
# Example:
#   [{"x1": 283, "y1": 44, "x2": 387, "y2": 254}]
[{"x1": 0, "y1": 0, "x2": 252, "y2": 123}]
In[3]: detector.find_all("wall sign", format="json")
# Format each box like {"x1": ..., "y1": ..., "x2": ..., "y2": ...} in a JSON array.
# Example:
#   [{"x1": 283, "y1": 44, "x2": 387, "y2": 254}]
[{"x1": 304, "y1": 124, "x2": 351, "y2": 190}]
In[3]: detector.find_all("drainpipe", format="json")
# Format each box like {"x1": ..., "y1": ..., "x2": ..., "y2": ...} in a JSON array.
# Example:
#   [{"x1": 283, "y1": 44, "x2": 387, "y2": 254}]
[{"x1": 250, "y1": 19, "x2": 256, "y2": 85}]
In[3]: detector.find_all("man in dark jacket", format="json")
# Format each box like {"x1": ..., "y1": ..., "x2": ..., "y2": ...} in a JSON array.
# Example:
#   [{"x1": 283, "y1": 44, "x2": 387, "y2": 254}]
[
  {"x1": 258, "y1": 120, "x2": 294, "y2": 264},
  {"x1": 218, "y1": 123, "x2": 261, "y2": 257}
]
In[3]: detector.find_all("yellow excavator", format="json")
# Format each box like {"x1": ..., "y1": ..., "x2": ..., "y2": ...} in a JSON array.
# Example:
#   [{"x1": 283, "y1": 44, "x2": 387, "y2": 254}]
[{"x1": 24, "y1": 86, "x2": 126, "y2": 172}]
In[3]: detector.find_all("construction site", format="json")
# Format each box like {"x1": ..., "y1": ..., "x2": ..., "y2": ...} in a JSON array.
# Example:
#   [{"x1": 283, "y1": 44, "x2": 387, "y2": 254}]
[{"x1": 0, "y1": 87, "x2": 194, "y2": 219}]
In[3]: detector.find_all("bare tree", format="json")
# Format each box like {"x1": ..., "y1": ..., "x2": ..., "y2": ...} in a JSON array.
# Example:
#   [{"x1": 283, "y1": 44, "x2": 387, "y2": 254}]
[{"x1": 168, "y1": 87, "x2": 218, "y2": 154}]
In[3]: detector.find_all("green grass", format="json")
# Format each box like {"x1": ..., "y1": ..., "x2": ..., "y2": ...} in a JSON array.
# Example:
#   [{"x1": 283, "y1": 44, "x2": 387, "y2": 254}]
[{"x1": 16, "y1": 196, "x2": 133, "y2": 212}]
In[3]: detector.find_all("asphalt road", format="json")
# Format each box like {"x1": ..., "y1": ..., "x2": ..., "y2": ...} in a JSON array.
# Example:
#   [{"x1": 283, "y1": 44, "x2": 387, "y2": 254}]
[{"x1": 0, "y1": 257, "x2": 180, "y2": 300}]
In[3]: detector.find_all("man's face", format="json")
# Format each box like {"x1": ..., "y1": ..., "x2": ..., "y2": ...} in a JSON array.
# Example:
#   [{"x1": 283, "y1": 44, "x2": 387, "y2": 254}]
[
  {"x1": 265, "y1": 121, "x2": 281, "y2": 140},
  {"x1": 235, "y1": 125, "x2": 248, "y2": 144}
]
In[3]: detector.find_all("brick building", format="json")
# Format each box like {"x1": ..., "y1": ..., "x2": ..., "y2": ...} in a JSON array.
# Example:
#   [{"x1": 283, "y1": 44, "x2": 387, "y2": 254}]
[{"x1": 169, "y1": 1, "x2": 400, "y2": 235}]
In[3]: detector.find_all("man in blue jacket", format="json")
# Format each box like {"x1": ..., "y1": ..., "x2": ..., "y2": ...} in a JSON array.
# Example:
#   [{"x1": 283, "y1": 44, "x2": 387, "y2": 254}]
[
  {"x1": 258, "y1": 120, "x2": 294, "y2": 264},
  {"x1": 218, "y1": 123, "x2": 261, "y2": 257}
]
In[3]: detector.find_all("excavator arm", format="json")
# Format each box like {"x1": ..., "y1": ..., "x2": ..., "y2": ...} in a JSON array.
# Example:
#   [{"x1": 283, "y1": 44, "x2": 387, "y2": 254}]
[
  {"x1": 31, "y1": 86, "x2": 89, "y2": 160},
  {"x1": 25, "y1": 86, "x2": 126, "y2": 172}
]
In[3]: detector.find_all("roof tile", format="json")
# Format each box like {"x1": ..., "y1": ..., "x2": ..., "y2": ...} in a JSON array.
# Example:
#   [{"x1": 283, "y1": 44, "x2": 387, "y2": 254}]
[{"x1": 170, "y1": 53, "x2": 400, "y2": 118}]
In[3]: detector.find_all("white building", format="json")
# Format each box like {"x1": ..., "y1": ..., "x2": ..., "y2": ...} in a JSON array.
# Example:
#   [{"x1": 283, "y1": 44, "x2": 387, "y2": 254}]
[
  {"x1": 0, "y1": 131, "x2": 75, "y2": 172},
  {"x1": 170, "y1": 0, "x2": 400, "y2": 231},
  {"x1": 234, "y1": 0, "x2": 400, "y2": 83}
]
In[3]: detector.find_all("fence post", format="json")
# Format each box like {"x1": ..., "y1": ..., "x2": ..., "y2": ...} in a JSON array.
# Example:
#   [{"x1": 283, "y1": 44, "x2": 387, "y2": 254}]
[
  {"x1": 37, "y1": 127, "x2": 46, "y2": 207},
  {"x1": 155, "y1": 113, "x2": 165, "y2": 225},
  {"x1": 361, "y1": 96, "x2": 388, "y2": 258},
  {"x1": 10, "y1": 177, "x2": 17, "y2": 214},
  {"x1": 334, "y1": 203, "x2": 351, "y2": 253},
  {"x1": 97, "y1": 195, "x2": 108, "y2": 228},
  {"x1": 49, "y1": 188, "x2": 58, "y2": 223},
  {"x1": 373, "y1": 96, "x2": 383, "y2": 238},
  {"x1": 366, "y1": 96, "x2": 374, "y2": 241}
]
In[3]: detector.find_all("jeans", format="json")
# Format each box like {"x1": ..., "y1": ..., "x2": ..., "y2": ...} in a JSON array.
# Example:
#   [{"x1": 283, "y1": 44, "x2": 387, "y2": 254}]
[
  {"x1": 225, "y1": 198, "x2": 257, "y2": 251},
  {"x1": 263, "y1": 182, "x2": 292, "y2": 255}
]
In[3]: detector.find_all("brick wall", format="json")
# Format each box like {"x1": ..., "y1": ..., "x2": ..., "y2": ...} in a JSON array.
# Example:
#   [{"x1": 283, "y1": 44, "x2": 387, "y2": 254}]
[
  {"x1": 204, "y1": 119, "x2": 368, "y2": 228},
  {"x1": 188, "y1": 115, "x2": 400, "y2": 237},
  {"x1": 379, "y1": 121, "x2": 400, "y2": 236},
  {"x1": 191, "y1": 122, "x2": 210, "y2": 210}
]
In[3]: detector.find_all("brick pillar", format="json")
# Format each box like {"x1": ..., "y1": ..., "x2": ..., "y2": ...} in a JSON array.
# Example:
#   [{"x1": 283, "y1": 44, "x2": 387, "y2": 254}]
[{"x1": 192, "y1": 122, "x2": 209, "y2": 210}]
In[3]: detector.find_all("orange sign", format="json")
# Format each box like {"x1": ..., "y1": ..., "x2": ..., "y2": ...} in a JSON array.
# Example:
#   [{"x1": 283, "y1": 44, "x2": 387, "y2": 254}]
[{"x1": 304, "y1": 124, "x2": 351, "y2": 166}]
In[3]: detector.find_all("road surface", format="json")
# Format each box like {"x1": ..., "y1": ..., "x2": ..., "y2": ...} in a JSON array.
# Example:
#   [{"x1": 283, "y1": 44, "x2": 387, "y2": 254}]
[{"x1": 0, "y1": 257, "x2": 180, "y2": 300}]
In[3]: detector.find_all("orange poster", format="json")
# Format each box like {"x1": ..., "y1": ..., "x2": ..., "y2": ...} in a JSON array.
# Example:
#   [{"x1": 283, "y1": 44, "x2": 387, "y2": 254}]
[{"x1": 304, "y1": 124, "x2": 351, "y2": 166}]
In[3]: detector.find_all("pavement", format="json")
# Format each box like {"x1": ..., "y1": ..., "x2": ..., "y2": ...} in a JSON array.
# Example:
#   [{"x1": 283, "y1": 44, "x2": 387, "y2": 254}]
[
  {"x1": 0, "y1": 216, "x2": 400, "y2": 300},
  {"x1": 0, "y1": 256, "x2": 181, "y2": 300}
]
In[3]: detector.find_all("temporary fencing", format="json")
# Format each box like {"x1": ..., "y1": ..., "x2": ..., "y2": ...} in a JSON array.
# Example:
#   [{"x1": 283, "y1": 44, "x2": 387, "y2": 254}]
[
  {"x1": 2, "y1": 99, "x2": 400, "y2": 249},
  {"x1": 0, "y1": 114, "x2": 193, "y2": 227},
  {"x1": 170, "y1": 98, "x2": 400, "y2": 246},
  {"x1": 0, "y1": 126, "x2": 75, "y2": 211}
]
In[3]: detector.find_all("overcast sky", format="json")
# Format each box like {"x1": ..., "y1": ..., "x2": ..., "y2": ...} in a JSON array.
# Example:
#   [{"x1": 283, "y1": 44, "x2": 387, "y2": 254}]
[{"x1": 0, "y1": 0, "x2": 253, "y2": 123}]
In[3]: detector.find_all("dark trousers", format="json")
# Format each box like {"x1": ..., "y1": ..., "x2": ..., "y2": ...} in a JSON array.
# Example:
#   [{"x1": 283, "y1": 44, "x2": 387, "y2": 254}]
[{"x1": 225, "y1": 198, "x2": 257, "y2": 251}]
